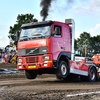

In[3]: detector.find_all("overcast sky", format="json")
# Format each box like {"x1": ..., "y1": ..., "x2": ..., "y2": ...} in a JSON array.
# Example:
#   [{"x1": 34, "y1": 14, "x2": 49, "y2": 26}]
[{"x1": 0, "y1": 0, "x2": 100, "y2": 47}]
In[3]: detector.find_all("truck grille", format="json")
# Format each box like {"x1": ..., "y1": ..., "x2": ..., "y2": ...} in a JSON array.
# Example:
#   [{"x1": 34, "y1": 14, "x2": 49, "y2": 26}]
[
  {"x1": 26, "y1": 57, "x2": 39, "y2": 63},
  {"x1": 18, "y1": 47, "x2": 48, "y2": 56}
]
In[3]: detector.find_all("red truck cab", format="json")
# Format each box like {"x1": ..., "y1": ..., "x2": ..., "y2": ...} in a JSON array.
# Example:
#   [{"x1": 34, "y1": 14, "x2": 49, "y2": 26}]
[
  {"x1": 93, "y1": 54, "x2": 100, "y2": 67},
  {"x1": 17, "y1": 19, "x2": 98, "y2": 82}
]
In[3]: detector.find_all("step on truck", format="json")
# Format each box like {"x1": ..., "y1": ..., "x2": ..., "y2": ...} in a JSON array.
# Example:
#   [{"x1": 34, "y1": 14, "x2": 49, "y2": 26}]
[{"x1": 17, "y1": 19, "x2": 98, "y2": 82}]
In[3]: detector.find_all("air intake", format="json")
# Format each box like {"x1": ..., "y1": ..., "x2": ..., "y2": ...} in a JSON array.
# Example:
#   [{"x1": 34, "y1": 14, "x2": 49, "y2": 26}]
[{"x1": 65, "y1": 19, "x2": 75, "y2": 61}]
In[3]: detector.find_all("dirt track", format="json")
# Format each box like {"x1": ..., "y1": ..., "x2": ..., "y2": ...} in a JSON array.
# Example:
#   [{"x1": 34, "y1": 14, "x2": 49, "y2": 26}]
[{"x1": 1, "y1": 64, "x2": 100, "y2": 100}]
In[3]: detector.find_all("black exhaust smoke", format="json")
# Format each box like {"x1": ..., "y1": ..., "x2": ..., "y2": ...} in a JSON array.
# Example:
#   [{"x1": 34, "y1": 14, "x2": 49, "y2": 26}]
[
  {"x1": 40, "y1": 0, "x2": 53, "y2": 21},
  {"x1": 40, "y1": 0, "x2": 77, "y2": 21}
]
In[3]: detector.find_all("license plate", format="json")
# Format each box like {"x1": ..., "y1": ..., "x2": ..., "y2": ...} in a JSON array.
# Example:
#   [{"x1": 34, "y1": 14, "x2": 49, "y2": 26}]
[{"x1": 28, "y1": 66, "x2": 36, "y2": 69}]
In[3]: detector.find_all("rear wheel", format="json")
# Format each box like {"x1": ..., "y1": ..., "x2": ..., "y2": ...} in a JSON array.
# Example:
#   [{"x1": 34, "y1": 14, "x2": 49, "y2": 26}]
[
  {"x1": 25, "y1": 70, "x2": 37, "y2": 79},
  {"x1": 88, "y1": 67, "x2": 97, "y2": 82},
  {"x1": 56, "y1": 61, "x2": 68, "y2": 79}
]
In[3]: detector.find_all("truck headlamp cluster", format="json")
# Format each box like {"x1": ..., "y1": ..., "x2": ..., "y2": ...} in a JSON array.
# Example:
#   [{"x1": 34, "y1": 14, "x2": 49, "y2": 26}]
[
  {"x1": 18, "y1": 58, "x2": 22, "y2": 62},
  {"x1": 44, "y1": 56, "x2": 49, "y2": 60}
]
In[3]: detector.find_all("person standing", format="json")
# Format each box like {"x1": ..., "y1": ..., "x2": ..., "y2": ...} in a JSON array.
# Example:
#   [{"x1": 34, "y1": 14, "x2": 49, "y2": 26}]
[
  {"x1": 5, "y1": 53, "x2": 8, "y2": 63},
  {"x1": 2, "y1": 53, "x2": 5, "y2": 63}
]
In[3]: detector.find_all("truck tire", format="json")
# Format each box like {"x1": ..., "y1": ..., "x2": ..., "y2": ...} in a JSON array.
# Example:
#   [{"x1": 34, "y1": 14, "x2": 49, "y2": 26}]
[
  {"x1": 56, "y1": 61, "x2": 68, "y2": 79},
  {"x1": 25, "y1": 70, "x2": 37, "y2": 79},
  {"x1": 87, "y1": 67, "x2": 97, "y2": 82}
]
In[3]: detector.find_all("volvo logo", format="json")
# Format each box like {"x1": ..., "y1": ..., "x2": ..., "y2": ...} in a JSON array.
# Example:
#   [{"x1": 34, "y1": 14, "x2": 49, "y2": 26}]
[{"x1": 26, "y1": 48, "x2": 38, "y2": 55}]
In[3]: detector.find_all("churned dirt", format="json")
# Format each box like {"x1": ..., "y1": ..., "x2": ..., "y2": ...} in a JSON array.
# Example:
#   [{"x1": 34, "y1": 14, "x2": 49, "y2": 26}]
[
  {"x1": 0, "y1": 64, "x2": 100, "y2": 100},
  {"x1": 0, "y1": 63, "x2": 17, "y2": 69}
]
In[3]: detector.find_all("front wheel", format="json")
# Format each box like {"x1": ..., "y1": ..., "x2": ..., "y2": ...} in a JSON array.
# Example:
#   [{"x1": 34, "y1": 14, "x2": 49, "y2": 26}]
[
  {"x1": 88, "y1": 67, "x2": 97, "y2": 82},
  {"x1": 56, "y1": 61, "x2": 68, "y2": 79},
  {"x1": 25, "y1": 70, "x2": 37, "y2": 79}
]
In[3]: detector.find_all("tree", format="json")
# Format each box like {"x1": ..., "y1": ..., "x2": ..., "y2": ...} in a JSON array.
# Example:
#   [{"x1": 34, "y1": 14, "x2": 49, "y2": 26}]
[
  {"x1": 76, "y1": 32, "x2": 100, "y2": 57},
  {"x1": 90, "y1": 35, "x2": 100, "y2": 54},
  {"x1": 8, "y1": 14, "x2": 38, "y2": 46},
  {"x1": 77, "y1": 32, "x2": 91, "y2": 56}
]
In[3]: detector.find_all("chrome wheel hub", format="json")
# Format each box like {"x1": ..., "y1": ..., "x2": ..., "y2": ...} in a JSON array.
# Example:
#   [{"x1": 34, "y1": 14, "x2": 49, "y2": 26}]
[
  {"x1": 61, "y1": 64, "x2": 67, "y2": 76},
  {"x1": 90, "y1": 70, "x2": 95, "y2": 80}
]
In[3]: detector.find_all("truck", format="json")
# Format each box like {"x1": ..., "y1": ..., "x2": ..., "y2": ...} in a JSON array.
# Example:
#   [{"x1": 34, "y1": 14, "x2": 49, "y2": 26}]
[
  {"x1": 17, "y1": 19, "x2": 98, "y2": 82},
  {"x1": 93, "y1": 54, "x2": 100, "y2": 67}
]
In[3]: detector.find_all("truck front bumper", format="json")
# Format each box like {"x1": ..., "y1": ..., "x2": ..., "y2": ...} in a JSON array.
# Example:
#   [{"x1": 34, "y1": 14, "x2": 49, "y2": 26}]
[{"x1": 17, "y1": 54, "x2": 53, "y2": 70}]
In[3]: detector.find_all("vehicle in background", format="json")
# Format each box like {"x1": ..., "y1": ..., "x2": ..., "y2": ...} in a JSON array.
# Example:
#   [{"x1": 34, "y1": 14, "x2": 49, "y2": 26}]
[
  {"x1": 10, "y1": 54, "x2": 17, "y2": 64},
  {"x1": 93, "y1": 54, "x2": 100, "y2": 67}
]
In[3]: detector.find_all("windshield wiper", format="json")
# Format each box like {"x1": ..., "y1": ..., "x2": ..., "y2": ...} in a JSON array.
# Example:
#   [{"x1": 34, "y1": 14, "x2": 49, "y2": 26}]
[
  {"x1": 20, "y1": 36, "x2": 29, "y2": 38},
  {"x1": 38, "y1": 36, "x2": 45, "y2": 38},
  {"x1": 32, "y1": 33, "x2": 47, "y2": 38},
  {"x1": 19, "y1": 35, "x2": 48, "y2": 41},
  {"x1": 20, "y1": 36, "x2": 32, "y2": 41},
  {"x1": 31, "y1": 34, "x2": 43, "y2": 39},
  {"x1": 32, "y1": 34, "x2": 42, "y2": 36}
]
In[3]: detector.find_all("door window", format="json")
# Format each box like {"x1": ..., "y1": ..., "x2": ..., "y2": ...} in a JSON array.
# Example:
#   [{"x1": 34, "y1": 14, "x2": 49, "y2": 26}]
[{"x1": 53, "y1": 25, "x2": 62, "y2": 37}]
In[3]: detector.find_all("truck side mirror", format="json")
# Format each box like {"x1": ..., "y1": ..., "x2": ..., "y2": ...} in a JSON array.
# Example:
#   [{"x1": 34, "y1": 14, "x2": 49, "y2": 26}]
[{"x1": 55, "y1": 27, "x2": 60, "y2": 35}]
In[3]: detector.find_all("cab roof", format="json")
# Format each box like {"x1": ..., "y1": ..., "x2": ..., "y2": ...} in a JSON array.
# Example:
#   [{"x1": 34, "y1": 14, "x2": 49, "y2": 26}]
[{"x1": 21, "y1": 20, "x2": 54, "y2": 28}]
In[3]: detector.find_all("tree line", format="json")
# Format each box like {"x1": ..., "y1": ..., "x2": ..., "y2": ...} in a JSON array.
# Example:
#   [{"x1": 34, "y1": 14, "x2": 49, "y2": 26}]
[{"x1": 75, "y1": 32, "x2": 100, "y2": 57}]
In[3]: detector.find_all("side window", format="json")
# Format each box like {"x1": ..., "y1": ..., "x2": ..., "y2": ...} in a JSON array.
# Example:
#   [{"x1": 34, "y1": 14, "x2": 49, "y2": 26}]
[{"x1": 53, "y1": 25, "x2": 62, "y2": 37}]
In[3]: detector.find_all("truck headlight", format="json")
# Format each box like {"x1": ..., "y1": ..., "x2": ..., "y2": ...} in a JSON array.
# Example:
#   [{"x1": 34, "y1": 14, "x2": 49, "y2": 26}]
[
  {"x1": 18, "y1": 58, "x2": 22, "y2": 62},
  {"x1": 44, "y1": 56, "x2": 49, "y2": 60}
]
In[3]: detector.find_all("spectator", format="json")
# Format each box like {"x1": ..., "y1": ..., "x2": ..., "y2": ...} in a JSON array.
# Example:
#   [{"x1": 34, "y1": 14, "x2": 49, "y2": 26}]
[
  {"x1": 2, "y1": 53, "x2": 5, "y2": 63},
  {"x1": 3, "y1": 53, "x2": 5, "y2": 59},
  {"x1": 5, "y1": 53, "x2": 8, "y2": 63},
  {"x1": 0, "y1": 47, "x2": 17, "y2": 63}
]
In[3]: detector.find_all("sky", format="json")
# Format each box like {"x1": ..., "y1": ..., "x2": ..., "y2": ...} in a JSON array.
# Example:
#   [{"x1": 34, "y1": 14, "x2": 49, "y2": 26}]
[{"x1": 0, "y1": 0, "x2": 100, "y2": 47}]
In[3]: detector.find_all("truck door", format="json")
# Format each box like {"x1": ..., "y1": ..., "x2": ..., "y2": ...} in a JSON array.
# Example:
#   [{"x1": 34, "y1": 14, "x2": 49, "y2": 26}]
[
  {"x1": 63, "y1": 26, "x2": 71, "y2": 53},
  {"x1": 51, "y1": 25, "x2": 64, "y2": 59}
]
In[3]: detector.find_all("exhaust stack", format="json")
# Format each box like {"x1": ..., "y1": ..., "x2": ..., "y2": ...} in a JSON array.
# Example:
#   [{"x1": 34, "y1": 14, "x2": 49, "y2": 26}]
[{"x1": 65, "y1": 19, "x2": 75, "y2": 61}]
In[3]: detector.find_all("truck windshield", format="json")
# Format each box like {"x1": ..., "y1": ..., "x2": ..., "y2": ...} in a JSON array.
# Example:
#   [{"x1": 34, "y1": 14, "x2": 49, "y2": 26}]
[{"x1": 19, "y1": 25, "x2": 52, "y2": 41}]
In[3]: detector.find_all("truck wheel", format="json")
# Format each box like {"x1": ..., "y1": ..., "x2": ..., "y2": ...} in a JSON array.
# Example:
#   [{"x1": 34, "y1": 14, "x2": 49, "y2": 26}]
[
  {"x1": 88, "y1": 67, "x2": 97, "y2": 82},
  {"x1": 25, "y1": 70, "x2": 37, "y2": 79},
  {"x1": 56, "y1": 61, "x2": 68, "y2": 79}
]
